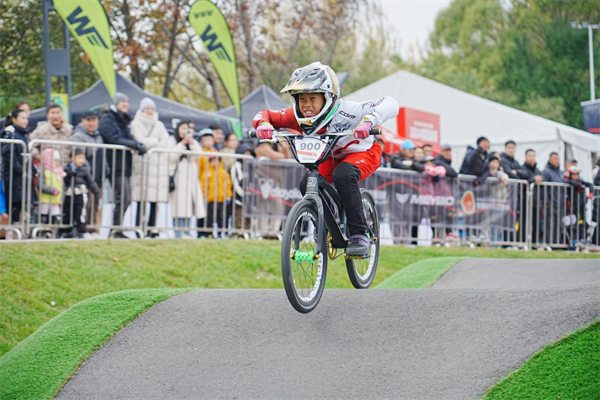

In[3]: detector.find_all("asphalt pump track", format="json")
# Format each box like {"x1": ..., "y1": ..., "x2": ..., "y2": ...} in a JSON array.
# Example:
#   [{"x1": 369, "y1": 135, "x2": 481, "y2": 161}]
[{"x1": 58, "y1": 258, "x2": 600, "y2": 399}]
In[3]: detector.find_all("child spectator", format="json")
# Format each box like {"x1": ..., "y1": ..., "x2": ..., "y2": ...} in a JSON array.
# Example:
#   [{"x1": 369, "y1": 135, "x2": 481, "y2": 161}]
[
  {"x1": 40, "y1": 148, "x2": 66, "y2": 225},
  {"x1": 197, "y1": 128, "x2": 232, "y2": 237},
  {"x1": 61, "y1": 148, "x2": 100, "y2": 238}
]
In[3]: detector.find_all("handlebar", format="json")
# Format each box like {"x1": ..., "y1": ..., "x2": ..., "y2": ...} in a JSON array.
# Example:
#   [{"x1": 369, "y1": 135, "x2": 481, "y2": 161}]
[{"x1": 248, "y1": 127, "x2": 382, "y2": 139}]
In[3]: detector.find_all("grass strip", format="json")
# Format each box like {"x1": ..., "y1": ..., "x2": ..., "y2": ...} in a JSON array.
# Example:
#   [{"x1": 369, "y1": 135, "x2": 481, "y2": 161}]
[
  {"x1": 482, "y1": 320, "x2": 600, "y2": 400},
  {"x1": 375, "y1": 257, "x2": 463, "y2": 288},
  {"x1": 2, "y1": 240, "x2": 597, "y2": 356},
  {"x1": 0, "y1": 288, "x2": 191, "y2": 400}
]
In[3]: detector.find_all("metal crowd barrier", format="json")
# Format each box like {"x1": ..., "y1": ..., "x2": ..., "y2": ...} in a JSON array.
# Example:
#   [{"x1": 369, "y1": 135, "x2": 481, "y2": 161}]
[
  {"x1": 529, "y1": 181, "x2": 600, "y2": 251},
  {"x1": 1, "y1": 137, "x2": 599, "y2": 251},
  {"x1": 140, "y1": 148, "x2": 253, "y2": 238},
  {"x1": 0, "y1": 139, "x2": 28, "y2": 240},
  {"x1": 26, "y1": 139, "x2": 141, "y2": 239}
]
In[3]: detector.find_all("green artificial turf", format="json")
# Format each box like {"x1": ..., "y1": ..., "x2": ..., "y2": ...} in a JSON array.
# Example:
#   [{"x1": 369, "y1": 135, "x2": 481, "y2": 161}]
[
  {"x1": 374, "y1": 256, "x2": 463, "y2": 288},
  {"x1": 1, "y1": 240, "x2": 597, "y2": 356},
  {"x1": 482, "y1": 320, "x2": 600, "y2": 400},
  {"x1": 0, "y1": 288, "x2": 190, "y2": 400}
]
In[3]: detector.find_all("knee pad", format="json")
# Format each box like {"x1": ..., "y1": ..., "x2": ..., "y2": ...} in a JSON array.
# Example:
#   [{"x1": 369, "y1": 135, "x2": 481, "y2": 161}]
[{"x1": 333, "y1": 162, "x2": 361, "y2": 187}]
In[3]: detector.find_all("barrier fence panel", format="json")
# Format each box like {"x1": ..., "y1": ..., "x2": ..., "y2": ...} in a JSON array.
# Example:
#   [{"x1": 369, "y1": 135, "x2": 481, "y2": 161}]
[
  {"x1": 142, "y1": 148, "x2": 254, "y2": 239},
  {"x1": 530, "y1": 181, "x2": 600, "y2": 250},
  {"x1": 27, "y1": 139, "x2": 141, "y2": 239},
  {"x1": 0, "y1": 138, "x2": 28, "y2": 240}
]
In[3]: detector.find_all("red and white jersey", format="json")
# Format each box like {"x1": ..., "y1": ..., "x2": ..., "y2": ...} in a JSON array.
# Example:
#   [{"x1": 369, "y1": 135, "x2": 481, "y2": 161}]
[{"x1": 252, "y1": 97, "x2": 399, "y2": 158}]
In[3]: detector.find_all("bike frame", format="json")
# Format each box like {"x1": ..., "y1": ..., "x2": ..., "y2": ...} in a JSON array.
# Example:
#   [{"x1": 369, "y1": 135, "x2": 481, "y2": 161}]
[{"x1": 262, "y1": 130, "x2": 377, "y2": 256}]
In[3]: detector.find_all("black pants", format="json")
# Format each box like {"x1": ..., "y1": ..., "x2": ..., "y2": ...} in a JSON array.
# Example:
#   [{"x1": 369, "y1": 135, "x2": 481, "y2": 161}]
[
  {"x1": 198, "y1": 202, "x2": 224, "y2": 237},
  {"x1": 111, "y1": 176, "x2": 131, "y2": 226},
  {"x1": 300, "y1": 163, "x2": 367, "y2": 237},
  {"x1": 135, "y1": 202, "x2": 157, "y2": 228},
  {"x1": 63, "y1": 191, "x2": 88, "y2": 234},
  {"x1": 9, "y1": 201, "x2": 22, "y2": 225}
]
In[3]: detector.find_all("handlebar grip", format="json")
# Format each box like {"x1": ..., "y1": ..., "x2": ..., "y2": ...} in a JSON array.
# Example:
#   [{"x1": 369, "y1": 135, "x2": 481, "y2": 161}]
[
  {"x1": 369, "y1": 128, "x2": 382, "y2": 136},
  {"x1": 248, "y1": 130, "x2": 257, "y2": 138}
]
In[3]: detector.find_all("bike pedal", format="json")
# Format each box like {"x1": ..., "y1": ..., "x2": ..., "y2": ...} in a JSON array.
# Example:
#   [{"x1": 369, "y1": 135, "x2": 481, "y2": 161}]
[{"x1": 345, "y1": 254, "x2": 370, "y2": 260}]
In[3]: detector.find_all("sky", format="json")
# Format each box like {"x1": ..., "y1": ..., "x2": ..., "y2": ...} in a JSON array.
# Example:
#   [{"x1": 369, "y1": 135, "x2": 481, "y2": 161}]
[{"x1": 375, "y1": 0, "x2": 453, "y2": 60}]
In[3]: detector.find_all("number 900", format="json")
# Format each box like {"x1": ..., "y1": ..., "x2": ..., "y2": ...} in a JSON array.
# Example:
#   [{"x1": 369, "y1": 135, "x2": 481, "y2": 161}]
[{"x1": 299, "y1": 142, "x2": 321, "y2": 151}]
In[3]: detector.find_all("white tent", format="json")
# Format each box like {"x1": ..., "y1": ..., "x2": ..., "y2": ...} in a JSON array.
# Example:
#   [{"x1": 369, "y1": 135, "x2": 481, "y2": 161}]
[{"x1": 345, "y1": 70, "x2": 600, "y2": 181}]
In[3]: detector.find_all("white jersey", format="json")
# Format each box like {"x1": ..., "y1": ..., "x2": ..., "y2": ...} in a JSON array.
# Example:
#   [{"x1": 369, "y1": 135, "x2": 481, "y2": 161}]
[{"x1": 323, "y1": 97, "x2": 399, "y2": 158}]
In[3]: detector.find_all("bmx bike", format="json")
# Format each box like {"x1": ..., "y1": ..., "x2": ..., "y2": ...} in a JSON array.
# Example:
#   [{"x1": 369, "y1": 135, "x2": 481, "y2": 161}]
[{"x1": 250, "y1": 128, "x2": 381, "y2": 313}]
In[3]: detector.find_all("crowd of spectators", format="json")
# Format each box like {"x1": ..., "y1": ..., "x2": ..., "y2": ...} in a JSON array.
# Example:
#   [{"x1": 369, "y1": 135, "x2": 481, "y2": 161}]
[{"x1": 1, "y1": 96, "x2": 599, "y2": 245}]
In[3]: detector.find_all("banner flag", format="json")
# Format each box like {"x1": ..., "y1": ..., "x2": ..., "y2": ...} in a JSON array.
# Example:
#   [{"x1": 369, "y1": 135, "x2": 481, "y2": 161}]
[
  {"x1": 54, "y1": 0, "x2": 115, "y2": 98},
  {"x1": 189, "y1": 0, "x2": 242, "y2": 118}
]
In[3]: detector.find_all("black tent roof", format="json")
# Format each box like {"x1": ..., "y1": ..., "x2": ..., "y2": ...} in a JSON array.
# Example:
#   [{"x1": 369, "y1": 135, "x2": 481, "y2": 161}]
[
  {"x1": 217, "y1": 85, "x2": 289, "y2": 130},
  {"x1": 28, "y1": 74, "x2": 236, "y2": 133}
]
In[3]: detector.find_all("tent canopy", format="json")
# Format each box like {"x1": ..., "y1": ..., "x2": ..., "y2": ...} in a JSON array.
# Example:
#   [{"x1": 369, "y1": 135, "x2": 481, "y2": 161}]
[
  {"x1": 217, "y1": 85, "x2": 289, "y2": 130},
  {"x1": 346, "y1": 70, "x2": 600, "y2": 181},
  {"x1": 29, "y1": 74, "x2": 236, "y2": 133}
]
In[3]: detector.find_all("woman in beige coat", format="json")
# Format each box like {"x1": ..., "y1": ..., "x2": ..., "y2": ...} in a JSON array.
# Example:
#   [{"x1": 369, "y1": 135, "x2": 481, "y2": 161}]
[
  {"x1": 130, "y1": 98, "x2": 170, "y2": 236},
  {"x1": 168, "y1": 121, "x2": 206, "y2": 238}
]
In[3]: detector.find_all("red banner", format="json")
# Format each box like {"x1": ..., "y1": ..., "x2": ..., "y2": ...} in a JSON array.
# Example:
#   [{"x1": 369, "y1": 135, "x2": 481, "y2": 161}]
[{"x1": 396, "y1": 107, "x2": 441, "y2": 152}]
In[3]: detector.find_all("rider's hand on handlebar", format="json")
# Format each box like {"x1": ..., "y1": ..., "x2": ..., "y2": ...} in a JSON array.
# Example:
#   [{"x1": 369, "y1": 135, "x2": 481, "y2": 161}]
[
  {"x1": 353, "y1": 118, "x2": 373, "y2": 139},
  {"x1": 256, "y1": 122, "x2": 275, "y2": 140}
]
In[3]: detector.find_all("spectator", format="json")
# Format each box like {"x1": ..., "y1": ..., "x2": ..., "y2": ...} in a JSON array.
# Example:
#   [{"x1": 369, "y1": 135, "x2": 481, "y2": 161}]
[
  {"x1": 460, "y1": 136, "x2": 489, "y2": 176},
  {"x1": 30, "y1": 103, "x2": 73, "y2": 165},
  {"x1": 541, "y1": 152, "x2": 565, "y2": 245},
  {"x1": 391, "y1": 140, "x2": 425, "y2": 172},
  {"x1": 221, "y1": 132, "x2": 239, "y2": 172},
  {"x1": 130, "y1": 97, "x2": 170, "y2": 237},
  {"x1": 39, "y1": 148, "x2": 65, "y2": 225},
  {"x1": 475, "y1": 154, "x2": 509, "y2": 186},
  {"x1": 376, "y1": 137, "x2": 390, "y2": 168},
  {"x1": 564, "y1": 158, "x2": 578, "y2": 180},
  {"x1": 72, "y1": 111, "x2": 106, "y2": 186},
  {"x1": 0, "y1": 179, "x2": 6, "y2": 219},
  {"x1": 542, "y1": 152, "x2": 564, "y2": 183},
  {"x1": 501, "y1": 140, "x2": 520, "y2": 179},
  {"x1": 422, "y1": 143, "x2": 433, "y2": 157},
  {"x1": 254, "y1": 133, "x2": 291, "y2": 160},
  {"x1": 16, "y1": 101, "x2": 31, "y2": 118},
  {"x1": 564, "y1": 165, "x2": 594, "y2": 244},
  {"x1": 594, "y1": 156, "x2": 600, "y2": 187},
  {"x1": 99, "y1": 92, "x2": 147, "y2": 237},
  {"x1": 197, "y1": 129, "x2": 232, "y2": 237},
  {"x1": 167, "y1": 121, "x2": 205, "y2": 238},
  {"x1": 229, "y1": 144, "x2": 254, "y2": 233},
  {"x1": 433, "y1": 144, "x2": 457, "y2": 177},
  {"x1": 414, "y1": 147, "x2": 425, "y2": 163},
  {"x1": 61, "y1": 148, "x2": 99, "y2": 238},
  {"x1": 422, "y1": 156, "x2": 447, "y2": 180},
  {"x1": 1, "y1": 109, "x2": 30, "y2": 225},
  {"x1": 209, "y1": 123, "x2": 225, "y2": 150},
  {"x1": 517, "y1": 149, "x2": 543, "y2": 185}
]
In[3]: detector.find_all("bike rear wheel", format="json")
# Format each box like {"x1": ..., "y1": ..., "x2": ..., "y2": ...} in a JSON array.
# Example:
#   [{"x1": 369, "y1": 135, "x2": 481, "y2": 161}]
[
  {"x1": 346, "y1": 189, "x2": 380, "y2": 289},
  {"x1": 281, "y1": 200, "x2": 327, "y2": 313}
]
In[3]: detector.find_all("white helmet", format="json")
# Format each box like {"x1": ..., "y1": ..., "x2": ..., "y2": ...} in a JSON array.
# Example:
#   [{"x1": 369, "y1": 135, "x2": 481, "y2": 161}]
[{"x1": 281, "y1": 62, "x2": 340, "y2": 134}]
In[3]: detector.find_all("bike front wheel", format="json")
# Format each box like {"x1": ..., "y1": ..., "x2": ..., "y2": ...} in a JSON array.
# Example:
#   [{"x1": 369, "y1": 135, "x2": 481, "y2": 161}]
[
  {"x1": 346, "y1": 189, "x2": 380, "y2": 289},
  {"x1": 281, "y1": 200, "x2": 327, "y2": 313}
]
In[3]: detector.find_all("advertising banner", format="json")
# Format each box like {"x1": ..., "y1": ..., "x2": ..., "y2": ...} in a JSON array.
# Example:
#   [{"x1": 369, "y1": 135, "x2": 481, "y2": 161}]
[{"x1": 396, "y1": 107, "x2": 441, "y2": 151}]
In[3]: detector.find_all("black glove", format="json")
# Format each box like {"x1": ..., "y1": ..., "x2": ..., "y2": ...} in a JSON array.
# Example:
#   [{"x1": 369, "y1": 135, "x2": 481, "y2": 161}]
[{"x1": 135, "y1": 143, "x2": 147, "y2": 155}]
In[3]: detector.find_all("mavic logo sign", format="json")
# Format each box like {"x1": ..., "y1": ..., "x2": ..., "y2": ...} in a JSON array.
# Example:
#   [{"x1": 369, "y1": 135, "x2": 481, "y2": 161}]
[
  {"x1": 66, "y1": 6, "x2": 108, "y2": 49},
  {"x1": 200, "y1": 25, "x2": 232, "y2": 62}
]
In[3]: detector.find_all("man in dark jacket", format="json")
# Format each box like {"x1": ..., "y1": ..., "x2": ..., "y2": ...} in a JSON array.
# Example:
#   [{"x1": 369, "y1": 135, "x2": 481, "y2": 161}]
[
  {"x1": 99, "y1": 92, "x2": 146, "y2": 233},
  {"x1": 390, "y1": 140, "x2": 425, "y2": 172},
  {"x1": 72, "y1": 111, "x2": 107, "y2": 187},
  {"x1": 541, "y1": 152, "x2": 565, "y2": 245},
  {"x1": 517, "y1": 149, "x2": 544, "y2": 242},
  {"x1": 433, "y1": 144, "x2": 457, "y2": 177},
  {"x1": 501, "y1": 140, "x2": 520, "y2": 179},
  {"x1": 459, "y1": 136, "x2": 489, "y2": 176}
]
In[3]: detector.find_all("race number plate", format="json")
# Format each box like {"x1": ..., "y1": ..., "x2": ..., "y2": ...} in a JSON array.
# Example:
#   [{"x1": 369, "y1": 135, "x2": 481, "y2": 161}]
[{"x1": 296, "y1": 136, "x2": 329, "y2": 164}]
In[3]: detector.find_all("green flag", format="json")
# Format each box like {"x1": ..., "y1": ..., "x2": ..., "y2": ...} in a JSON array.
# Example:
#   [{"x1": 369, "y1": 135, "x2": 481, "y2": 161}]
[
  {"x1": 189, "y1": 0, "x2": 241, "y2": 117},
  {"x1": 54, "y1": 0, "x2": 115, "y2": 98}
]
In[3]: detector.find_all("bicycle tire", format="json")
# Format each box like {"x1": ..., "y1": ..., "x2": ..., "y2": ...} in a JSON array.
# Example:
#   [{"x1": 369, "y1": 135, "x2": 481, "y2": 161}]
[
  {"x1": 281, "y1": 200, "x2": 327, "y2": 313},
  {"x1": 346, "y1": 189, "x2": 380, "y2": 289}
]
